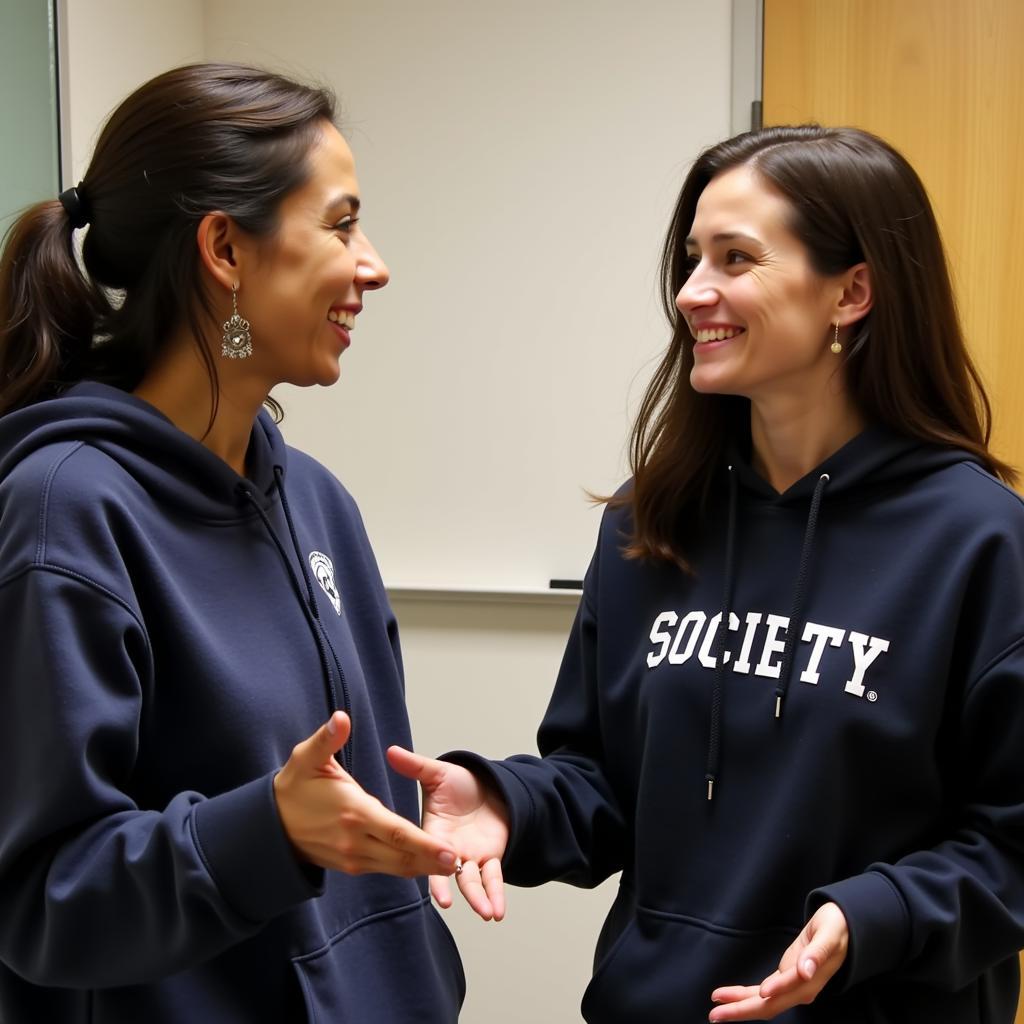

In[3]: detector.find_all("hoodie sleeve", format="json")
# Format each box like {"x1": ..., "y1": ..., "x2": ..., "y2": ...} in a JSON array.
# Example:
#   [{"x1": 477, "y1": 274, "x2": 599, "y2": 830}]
[
  {"x1": 808, "y1": 636, "x2": 1024, "y2": 992},
  {"x1": 0, "y1": 567, "x2": 322, "y2": 989},
  {"x1": 445, "y1": 582, "x2": 629, "y2": 889}
]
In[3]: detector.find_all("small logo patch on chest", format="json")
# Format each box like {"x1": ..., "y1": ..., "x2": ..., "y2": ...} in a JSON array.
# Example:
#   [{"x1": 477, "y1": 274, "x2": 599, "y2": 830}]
[{"x1": 308, "y1": 551, "x2": 342, "y2": 615}]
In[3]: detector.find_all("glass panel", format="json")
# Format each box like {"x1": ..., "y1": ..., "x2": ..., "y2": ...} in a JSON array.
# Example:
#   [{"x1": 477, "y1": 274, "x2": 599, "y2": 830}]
[{"x1": 0, "y1": 0, "x2": 60, "y2": 238}]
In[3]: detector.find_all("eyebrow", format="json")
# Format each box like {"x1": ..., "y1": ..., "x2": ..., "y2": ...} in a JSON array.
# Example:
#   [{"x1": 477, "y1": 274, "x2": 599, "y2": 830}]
[
  {"x1": 684, "y1": 231, "x2": 762, "y2": 248},
  {"x1": 325, "y1": 193, "x2": 361, "y2": 215}
]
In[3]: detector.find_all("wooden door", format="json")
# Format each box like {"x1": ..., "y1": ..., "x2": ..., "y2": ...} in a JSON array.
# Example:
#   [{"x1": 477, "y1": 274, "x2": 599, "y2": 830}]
[
  {"x1": 763, "y1": 2, "x2": 1024, "y2": 1019},
  {"x1": 763, "y1": 0, "x2": 1024, "y2": 473}
]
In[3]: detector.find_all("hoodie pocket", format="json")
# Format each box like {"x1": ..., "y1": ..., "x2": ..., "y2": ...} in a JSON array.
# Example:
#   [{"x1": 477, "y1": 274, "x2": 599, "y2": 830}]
[
  {"x1": 580, "y1": 908, "x2": 797, "y2": 1024},
  {"x1": 579, "y1": 907, "x2": 999, "y2": 1024},
  {"x1": 292, "y1": 897, "x2": 464, "y2": 1024}
]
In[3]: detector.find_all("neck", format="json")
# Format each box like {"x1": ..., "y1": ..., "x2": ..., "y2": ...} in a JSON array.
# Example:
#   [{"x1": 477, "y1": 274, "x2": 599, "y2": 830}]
[
  {"x1": 749, "y1": 390, "x2": 865, "y2": 493},
  {"x1": 133, "y1": 330, "x2": 267, "y2": 477}
]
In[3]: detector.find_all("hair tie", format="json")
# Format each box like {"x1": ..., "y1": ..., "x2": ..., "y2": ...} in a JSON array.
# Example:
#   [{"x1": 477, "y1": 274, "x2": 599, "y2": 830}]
[{"x1": 58, "y1": 184, "x2": 90, "y2": 229}]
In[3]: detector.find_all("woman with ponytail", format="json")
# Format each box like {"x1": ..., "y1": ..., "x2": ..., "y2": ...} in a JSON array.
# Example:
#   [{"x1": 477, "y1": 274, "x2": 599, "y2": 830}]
[{"x1": 0, "y1": 63, "x2": 463, "y2": 1023}]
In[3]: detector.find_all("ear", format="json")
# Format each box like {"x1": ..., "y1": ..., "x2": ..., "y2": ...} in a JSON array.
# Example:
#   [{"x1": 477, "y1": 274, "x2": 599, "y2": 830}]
[
  {"x1": 835, "y1": 262, "x2": 873, "y2": 328},
  {"x1": 196, "y1": 212, "x2": 247, "y2": 292}
]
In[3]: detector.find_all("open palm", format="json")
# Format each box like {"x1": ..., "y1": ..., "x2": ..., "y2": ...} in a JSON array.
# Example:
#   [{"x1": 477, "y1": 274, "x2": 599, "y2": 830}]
[{"x1": 387, "y1": 746, "x2": 510, "y2": 920}]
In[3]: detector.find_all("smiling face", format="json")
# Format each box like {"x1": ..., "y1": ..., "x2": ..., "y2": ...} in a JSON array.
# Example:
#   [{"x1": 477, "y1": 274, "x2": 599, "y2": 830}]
[
  {"x1": 676, "y1": 165, "x2": 845, "y2": 406},
  {"x1": 234, "y1": 122, "x2": 389, "y2": 389}
]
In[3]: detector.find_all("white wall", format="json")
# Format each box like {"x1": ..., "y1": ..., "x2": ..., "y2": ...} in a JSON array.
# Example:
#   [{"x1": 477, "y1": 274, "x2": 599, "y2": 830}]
[
  {"x1": 62, "y1": 0, "x2": 205, "y2": 182},
  {"x1": 62, "y1": 3, "x2": 737, "y2": 1019}
]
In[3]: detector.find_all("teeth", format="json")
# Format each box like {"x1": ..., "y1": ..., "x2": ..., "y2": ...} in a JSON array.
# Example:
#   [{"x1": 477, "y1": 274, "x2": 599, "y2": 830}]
[
  {"x1": 695, "y1": 326, "x2": 742, "y2": 343},
  {"x1": 328, "y1": 310, "x2": 356, "y2": 329}
]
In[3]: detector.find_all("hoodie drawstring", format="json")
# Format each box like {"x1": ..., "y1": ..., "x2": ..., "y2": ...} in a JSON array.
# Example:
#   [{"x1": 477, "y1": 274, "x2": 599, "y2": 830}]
[
  {"x1": 274, "y1": 466, "x2": 320, "y2": 616},
  {"x1": 705, "y1": 470, "x2": 830, "y2": 801},
  {"x1": 705, "y1": 465, "x2": 737, "y2": 802},
  {"x1": 774, "y1": 473, "x2": 830, "y2": 720},
  {"x1": 238, "y1": 469, "x2": 352, "y2": 773}
]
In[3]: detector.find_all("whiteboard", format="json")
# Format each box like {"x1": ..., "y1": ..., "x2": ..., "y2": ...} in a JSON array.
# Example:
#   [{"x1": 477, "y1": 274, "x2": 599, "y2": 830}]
[{"x1": 207, "y1": 0, "x2": 738, "y2": 591}]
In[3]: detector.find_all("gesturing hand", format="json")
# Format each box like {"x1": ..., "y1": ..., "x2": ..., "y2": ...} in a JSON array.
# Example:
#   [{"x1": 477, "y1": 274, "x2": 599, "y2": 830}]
[
  {"x1": 709, "y1": 902, "x2": 849, "y2": 1021},
  {"x1": 273, "y1": 712, "x2": 458, "y2": 879},
  {"x1": 387, "y1": 746, "x2": 510, "y2": 921}
]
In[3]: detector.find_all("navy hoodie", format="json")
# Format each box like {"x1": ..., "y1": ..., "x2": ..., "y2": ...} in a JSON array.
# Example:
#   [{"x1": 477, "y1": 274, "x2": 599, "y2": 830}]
[
  {"x1": 0, "y1": 383, "x2": 464, "y2": 1023},
  {"x1": 451, "y1": 427, "x2": 1024, "y2": 1022}
]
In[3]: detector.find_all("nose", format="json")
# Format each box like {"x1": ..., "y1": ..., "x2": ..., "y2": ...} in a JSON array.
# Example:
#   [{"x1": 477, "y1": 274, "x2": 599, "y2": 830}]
[
  {"x1": 356, "y1": 235, "x2": 390, "y2": 292},
  {"x1": 675, "y1": 260, "x2": 717, "y2": 317}
]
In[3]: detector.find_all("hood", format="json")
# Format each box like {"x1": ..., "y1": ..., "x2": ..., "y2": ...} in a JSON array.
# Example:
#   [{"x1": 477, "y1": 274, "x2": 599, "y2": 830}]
[
  {"x1": 0, "y1": 382, "x2": 287, "y2": 519},
  {"x1": 0, "y1": 380, "x2": 359, "y2": 772},
  {"x1": 729, "y1": 423, "x2": 981, "y2": 505}
]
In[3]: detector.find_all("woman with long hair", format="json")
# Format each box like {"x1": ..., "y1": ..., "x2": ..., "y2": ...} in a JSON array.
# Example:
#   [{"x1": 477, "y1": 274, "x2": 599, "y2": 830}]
[{"x1": 393, "y1": 125, "x2": 1024, "y2": 1022}]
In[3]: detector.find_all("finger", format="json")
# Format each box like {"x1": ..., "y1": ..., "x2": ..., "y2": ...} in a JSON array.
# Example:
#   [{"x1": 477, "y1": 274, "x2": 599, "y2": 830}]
[
  {"x1": 711, "y1": 985, "x2": 759, "y2": 1004},
  {"x1": 455, "y1": 859, "x2": 495, "y2": 921},
  {"x1": 709, "y1": 988, "x2": 768, "y2": 1022},
  {"x1": 709, "y1": 999, "x2": 768, "y2": 1022},
  {"x1": 386, "y1": 745, "x2": 448, "y2": 789},
  {"x1": 758, "y1": 965, "x2": 801, "y2": 999},
  {"x1": 348, "y1": 834, "x2": 456, "y2": 879},
  {"x1": 430, "y1": 873, "x2": 453, "y2": 909},
  {"x1": 480, "y1": 857, "x2": 506, "y2": 922},
  {"x1": 362, "y1": 808, "x2": 457, "y2": 873}
]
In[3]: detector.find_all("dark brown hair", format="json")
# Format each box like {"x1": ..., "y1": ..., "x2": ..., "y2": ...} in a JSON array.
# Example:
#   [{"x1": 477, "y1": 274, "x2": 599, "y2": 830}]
[
  {"x1": 622, "y1": 124, "x2": 1014, "y2": 567},
  {"x1": 0, "y1": 62, "x2": 336, "y2": 418}
]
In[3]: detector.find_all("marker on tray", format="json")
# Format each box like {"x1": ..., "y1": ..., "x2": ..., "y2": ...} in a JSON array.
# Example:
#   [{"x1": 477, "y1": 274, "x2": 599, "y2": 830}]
[{"x1": 548, "y1": 579, "x2": 583, "y2": 590}]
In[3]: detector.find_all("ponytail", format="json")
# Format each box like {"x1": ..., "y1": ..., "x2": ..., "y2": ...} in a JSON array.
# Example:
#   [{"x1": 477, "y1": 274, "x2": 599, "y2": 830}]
[
  {"x1": 2, "y1": 64, "x2": 336, "y2": 420},
  {"x1": 0, "y1": 199, "x2": 108, "y2": 416}
]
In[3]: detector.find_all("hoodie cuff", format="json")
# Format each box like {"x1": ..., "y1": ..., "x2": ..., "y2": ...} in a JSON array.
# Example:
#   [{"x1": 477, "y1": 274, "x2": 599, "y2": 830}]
[
  {"x1": 807, "y1": 870, "x2": 910, "y2": 991},
  {"x1": 192, "y1": 772, "x2": 325, "y2": 924},
  {"x1": 440, "y1": 751, "x2": 533, "y2": 849}
]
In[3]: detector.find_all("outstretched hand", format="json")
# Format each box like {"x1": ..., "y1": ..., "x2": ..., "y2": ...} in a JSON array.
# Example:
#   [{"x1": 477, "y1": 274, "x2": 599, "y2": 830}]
[
  {"x1": 387, "y1": 745, "x2": 510, "y2": 921},
  {"x1": 273, "y1": 712, "x2": 458, "y2": 879},
  {"x1": 709, "y1": 902, "x2": 849, "y2": 1021}
]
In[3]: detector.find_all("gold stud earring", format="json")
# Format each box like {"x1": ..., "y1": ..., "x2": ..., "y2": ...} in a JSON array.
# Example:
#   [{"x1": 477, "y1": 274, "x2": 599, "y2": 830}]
[
  {"x1": 830, "y1": 322, "x2": 842, "y2": 355},
  {"x1": 221, "y1": 284, "x2": 253, "y2": 360}
]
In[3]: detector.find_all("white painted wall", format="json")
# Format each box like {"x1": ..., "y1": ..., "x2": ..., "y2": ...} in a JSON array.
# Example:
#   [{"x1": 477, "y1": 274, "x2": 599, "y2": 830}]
[
  {"x1": 61, "y1": 3, "x2": 737, "y2": 1019},
  {"x1": 62, "y1": 0, "x2": 205, "y2": 181}
]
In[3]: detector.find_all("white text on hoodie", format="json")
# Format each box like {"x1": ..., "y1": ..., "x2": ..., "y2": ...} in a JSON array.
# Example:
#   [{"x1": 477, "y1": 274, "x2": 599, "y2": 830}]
[{"x1": 646, "y1": 610, "x2": 890, "y2": 700}]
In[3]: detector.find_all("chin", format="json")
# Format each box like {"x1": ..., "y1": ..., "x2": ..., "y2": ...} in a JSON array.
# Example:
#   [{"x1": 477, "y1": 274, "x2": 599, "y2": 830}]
[
  {"x1": 316, "y1": 363, "x2": 343, "y2": 388},
  {"x1": 690, "y1": 367, "x2": 741, "y2": 396},
  {"x1": 289, "y1": 360, "x2": 342, "y2": 389}
]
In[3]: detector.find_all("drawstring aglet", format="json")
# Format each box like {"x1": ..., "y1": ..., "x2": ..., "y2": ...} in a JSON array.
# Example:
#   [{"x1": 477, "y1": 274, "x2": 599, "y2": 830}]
[{"x1": 775, "y1": 695, "x2": 782, "y2": 719}]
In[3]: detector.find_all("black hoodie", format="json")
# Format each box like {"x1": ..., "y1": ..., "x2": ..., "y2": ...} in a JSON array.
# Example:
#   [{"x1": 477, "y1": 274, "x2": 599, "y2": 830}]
[
  {"x1": 451, "y1": 426, "x2": 1024, "y2": 1022},
  {"x1": 0, "y1": 383, "x2": 464, "y2": 1022}
]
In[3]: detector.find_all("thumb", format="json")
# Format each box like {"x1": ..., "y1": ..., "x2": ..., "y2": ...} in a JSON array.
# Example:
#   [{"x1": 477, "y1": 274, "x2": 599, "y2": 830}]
[
  {"x1": 387, "y1": 745, "x2": 446, "y2": 788},
  {"x1": 301, "y1": 711, "x2": 351, "y2": 767},
  {"x1": 800, "y1": 902, "x2": 848, "y2": 980},
  {"x1": 799, "y1": 935, "x2": 833, "y2": 981}
]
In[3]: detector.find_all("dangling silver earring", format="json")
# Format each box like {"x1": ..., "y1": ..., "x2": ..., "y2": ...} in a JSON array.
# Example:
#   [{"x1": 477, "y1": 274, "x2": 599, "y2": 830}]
[
  {"x1": 830, "y1": 321, "x2": 842, "y2": 355},
  {"x1": 221, "y1": 284, "x2": 253, "y2": 359}
]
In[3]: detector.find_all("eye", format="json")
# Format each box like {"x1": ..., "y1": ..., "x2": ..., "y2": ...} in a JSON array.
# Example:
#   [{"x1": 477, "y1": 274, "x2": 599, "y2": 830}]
[
  {"x1": 681, "y1": 253, "x2": 700, "y2": 277},
  {"x1": 726, "y1": 250, "x2": 752, "y2": 265},
  {"x1": 333, "y1": 215, "x2": 359, "y2": 236}
]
